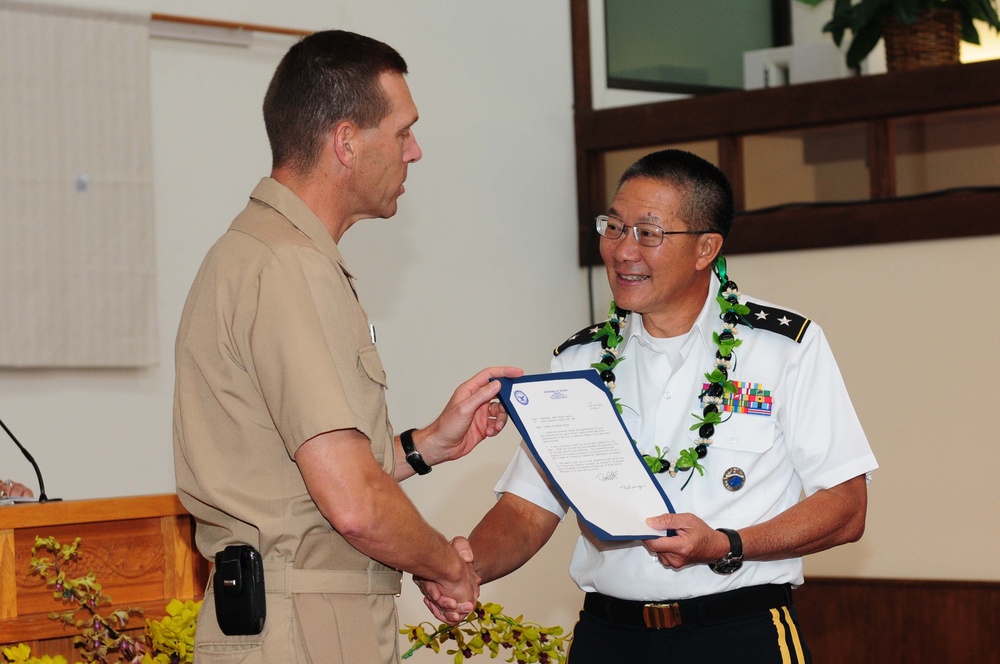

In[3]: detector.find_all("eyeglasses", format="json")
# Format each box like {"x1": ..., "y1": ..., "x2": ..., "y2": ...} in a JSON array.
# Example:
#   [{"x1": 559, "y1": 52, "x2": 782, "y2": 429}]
[{"x1": 595, "y1": 215, "x2": 708, "y2": 248}]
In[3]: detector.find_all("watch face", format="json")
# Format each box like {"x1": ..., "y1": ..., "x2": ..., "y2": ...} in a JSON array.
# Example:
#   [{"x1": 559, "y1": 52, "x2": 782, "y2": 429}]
[{"x1": 710, "y1": 556, "x2": 743, "y2": 574}]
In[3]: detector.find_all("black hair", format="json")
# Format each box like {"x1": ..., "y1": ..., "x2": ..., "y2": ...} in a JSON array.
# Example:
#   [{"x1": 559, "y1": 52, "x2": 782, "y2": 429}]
[{"x1": 617, "y1": 149, "x2": 735, "y2": 237}]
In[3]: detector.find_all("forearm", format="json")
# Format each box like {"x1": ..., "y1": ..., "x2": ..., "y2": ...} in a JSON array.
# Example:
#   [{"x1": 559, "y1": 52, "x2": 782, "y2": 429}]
[
  {"x1": 741, "y1": 474, "x2": 868, "y2": 561},
  {"x1": 645, "y1": 474, "x2": 870, "y2": 569},
  {"x1": 337, "y1": 471, "x2": 464, "y2": 580},
  {"x1": 298, "y1": 430, "x2": 466, "y2": 584},
  {"x1": 468, "y1": 493, "x2": 560, "y2": 584},
  {"x1": 390, "y1": 427, "x2": 440, "y2": 482}
]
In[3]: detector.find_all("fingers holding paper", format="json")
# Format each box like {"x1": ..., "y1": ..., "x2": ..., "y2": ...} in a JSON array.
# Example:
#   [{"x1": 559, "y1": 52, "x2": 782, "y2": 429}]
[{"x1": 643, "y1": 512, "x2": 729, "y2": 569}]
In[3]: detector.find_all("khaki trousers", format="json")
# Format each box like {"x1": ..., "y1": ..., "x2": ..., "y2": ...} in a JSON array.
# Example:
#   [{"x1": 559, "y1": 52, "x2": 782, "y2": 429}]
[{"x1": 194, "y1": 564, "x2": 403, "y2": 663}]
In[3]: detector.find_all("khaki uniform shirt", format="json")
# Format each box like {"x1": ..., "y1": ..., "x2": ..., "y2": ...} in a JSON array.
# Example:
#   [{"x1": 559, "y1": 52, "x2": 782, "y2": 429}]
[{"x1": 174, "y1": 178, "x2": 401, "y2": 663}]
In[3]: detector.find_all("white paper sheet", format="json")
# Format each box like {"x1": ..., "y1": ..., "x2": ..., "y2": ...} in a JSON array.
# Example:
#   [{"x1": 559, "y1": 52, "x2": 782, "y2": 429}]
[{"x1": 497, "y1": 371, "x2": 673, "y2": 540}]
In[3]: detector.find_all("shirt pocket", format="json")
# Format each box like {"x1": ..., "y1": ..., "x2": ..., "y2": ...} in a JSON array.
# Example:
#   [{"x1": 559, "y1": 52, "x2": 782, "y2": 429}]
[
  {"x1": 694, "y1": 414, "x2": 779, "y2": 523},
  {"x1": 357, "y1": 344, "x2": 388, "y2": 388},
  {"x1": 707, "y1": 413, "x2": 775, "y2": 456},
  {"x1": 355, "y1": 344, "x2": 390, "y2": 468}
]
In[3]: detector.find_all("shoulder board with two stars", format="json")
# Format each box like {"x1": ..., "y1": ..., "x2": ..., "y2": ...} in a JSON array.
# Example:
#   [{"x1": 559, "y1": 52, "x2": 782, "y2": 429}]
[
  {"x1": 553, "y1": 322, "x2": 606, "y2": 357},
  {"x1": 738, "y1": 301, "x2": 811, "y2": 343}
]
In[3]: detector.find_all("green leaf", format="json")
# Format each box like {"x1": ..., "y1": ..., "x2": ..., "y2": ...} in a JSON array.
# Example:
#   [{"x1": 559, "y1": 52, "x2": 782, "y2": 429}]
[
  {"x1": 590, "y1": 355, "x2": 624, "y2": 373},
  {"x1": 892, "y1": 0, "x2": 923, "y2": 25},
  {"x1": 706, "y1": 411, "x2": 723, "y2": 424},
  {"x1": 718, "y1": 296, "x2": 750, "y2": 317},
  {"x1": 712, "y1": 332, "x2": 743, "y2": 357},
  {"x1": 704, "y1": 369, "x2": 728, "y2": 384},
  {"x1": 846, "y1": 12, "x2": 886, "y2": 69},
  {"x1": 676, "y1": 448, "x2": 706, "y2": 476},
  {"x1": 851, "y1": 0, "x2": 889, "y2": 30},
  {"x1": 958, "y1": 11, "x2": 981, "y2": 42},
  {"x1": 674, "y1": 448, "x2": 695, "y2": 468},
  {"x1": 689, "y1": 411, "x2": 722, "y2": 430}
]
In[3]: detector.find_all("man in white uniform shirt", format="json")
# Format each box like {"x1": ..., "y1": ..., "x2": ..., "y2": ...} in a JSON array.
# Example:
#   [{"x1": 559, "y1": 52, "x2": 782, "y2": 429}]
[{"x1": 420, "y1": 149, "x2": 877, "y2": 663}]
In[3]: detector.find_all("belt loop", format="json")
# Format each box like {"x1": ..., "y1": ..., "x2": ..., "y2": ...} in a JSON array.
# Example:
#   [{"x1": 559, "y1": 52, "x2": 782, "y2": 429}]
[{"x1": 284, "y1": 562, "x2": 293, "y2": 599}]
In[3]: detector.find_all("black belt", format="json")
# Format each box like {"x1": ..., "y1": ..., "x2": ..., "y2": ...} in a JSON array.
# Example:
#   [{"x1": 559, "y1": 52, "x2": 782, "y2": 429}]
[{"x1": 584, "y1": 584, "x2": 793, "y2": 630}]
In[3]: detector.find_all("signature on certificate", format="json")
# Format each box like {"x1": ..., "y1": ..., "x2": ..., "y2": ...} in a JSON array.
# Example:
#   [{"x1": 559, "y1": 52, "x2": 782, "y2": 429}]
[{"x1": 596, "y1": 470, "x2": 619, "y2": 482}]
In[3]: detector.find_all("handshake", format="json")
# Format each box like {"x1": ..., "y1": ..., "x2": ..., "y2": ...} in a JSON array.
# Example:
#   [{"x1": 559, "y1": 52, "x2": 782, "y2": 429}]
[{"x1": 414, "y1": 536, "x2": 480, "y2": 625}]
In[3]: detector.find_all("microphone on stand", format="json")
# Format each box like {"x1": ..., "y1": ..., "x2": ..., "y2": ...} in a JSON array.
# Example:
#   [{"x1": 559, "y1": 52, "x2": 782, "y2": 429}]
[{"x1": 0, "y1": 416, "x2": 60, "y2": 503}]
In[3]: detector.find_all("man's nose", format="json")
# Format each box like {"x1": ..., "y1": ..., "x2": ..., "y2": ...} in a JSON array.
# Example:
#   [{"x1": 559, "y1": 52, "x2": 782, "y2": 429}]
[{"x1": 406, "y1": 133, "x2": 422, "y2": 164}]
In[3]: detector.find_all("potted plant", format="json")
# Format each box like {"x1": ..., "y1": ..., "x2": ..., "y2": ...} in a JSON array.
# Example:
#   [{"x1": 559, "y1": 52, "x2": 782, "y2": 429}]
[{"x1": 797, "y1": 0, "x2": 1000, "y2": 70}]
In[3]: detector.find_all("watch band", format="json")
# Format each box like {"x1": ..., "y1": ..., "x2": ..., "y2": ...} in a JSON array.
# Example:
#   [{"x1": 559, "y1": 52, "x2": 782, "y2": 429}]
[
  {"x1": 399, "y1": 428, "x2": 432, "y2": 475},
  {"x1": 718, "y1": 528, "x2": 743, "y2": 559},
  {"x1": 709, "y1": 527, "x2": 744, "y2": 574}
]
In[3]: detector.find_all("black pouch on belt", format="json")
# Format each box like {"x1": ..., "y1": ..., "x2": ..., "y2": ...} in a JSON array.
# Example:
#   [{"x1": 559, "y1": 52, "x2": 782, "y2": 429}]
[{"x1": 213, "y1": 544, "x2": 266, "y2": 635}]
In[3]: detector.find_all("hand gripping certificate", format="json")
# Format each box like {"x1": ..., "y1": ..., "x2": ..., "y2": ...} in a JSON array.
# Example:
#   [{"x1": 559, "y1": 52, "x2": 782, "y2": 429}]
[{"x1": 495, "y1": 370, "x2": 674, "y2": 540}]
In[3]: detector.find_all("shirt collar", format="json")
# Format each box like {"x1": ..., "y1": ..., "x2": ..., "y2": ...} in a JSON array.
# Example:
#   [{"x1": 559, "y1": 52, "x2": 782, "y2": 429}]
[
  {"x1": 619, "y1": 277, "x2": 720, "y2": 357},
  {"x1": 247, "y1": 177, "x2": 354, "y2": 278}
]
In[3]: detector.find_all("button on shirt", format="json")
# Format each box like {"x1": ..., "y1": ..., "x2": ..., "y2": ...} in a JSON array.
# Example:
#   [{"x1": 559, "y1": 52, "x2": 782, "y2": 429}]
[{"x1": 495, "y1": 282, "x2": 878, "y2": 601}]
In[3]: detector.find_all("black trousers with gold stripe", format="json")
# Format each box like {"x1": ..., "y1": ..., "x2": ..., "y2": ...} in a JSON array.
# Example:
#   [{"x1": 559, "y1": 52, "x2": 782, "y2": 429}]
[{"x1": 568, "y1": 592, "x2": 811, "y2": 664}]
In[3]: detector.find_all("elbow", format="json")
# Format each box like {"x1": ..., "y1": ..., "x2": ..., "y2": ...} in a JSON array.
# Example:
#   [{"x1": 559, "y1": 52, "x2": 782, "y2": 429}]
[
  {"x1": 843, "y1": 514, "x2": 866, "y2": 544},
  {"x1": 324, "y1": 500, "x2": 384, "y2": 545},
  {"x1": 331, "y1": 511, "x2": 370, "y2": 542},
  {"x1": 837, "y1": 475, "x2": 869, "y2": 545},
  {"x1": 314, "y1": 493, "x2": 378, "y2": 544},
  {"x1": 839, "y1": 497, "x2": 868, "y2": 545}
]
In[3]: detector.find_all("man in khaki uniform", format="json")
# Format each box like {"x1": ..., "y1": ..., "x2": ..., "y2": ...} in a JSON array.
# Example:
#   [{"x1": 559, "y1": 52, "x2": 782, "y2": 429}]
[{"x1": 174, "y1": 30, "x2": 520, "y2": 664}]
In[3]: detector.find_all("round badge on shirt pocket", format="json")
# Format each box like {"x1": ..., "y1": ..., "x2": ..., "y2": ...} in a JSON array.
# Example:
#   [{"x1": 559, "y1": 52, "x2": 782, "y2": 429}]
[{"x1": 722, "y1": 467, "x2": 746, "y2": 491}]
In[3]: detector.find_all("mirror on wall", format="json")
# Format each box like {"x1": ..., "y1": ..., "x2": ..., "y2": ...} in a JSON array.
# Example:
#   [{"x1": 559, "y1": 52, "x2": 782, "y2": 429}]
[{"x1": 604, "y1": 0, "x2": 791, "y2": 94}]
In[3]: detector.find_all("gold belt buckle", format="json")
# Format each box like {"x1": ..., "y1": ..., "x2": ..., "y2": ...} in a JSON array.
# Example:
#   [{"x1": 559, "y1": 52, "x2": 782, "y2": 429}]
[{"x1": 643, "y1": 602, "x2": 682, "y2": 629}]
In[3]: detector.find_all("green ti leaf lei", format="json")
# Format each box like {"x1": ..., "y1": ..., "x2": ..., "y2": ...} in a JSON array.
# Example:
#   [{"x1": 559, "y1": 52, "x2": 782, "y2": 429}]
[{"x1": 593, "y1": 256, "x2": 751, "y2": 488}]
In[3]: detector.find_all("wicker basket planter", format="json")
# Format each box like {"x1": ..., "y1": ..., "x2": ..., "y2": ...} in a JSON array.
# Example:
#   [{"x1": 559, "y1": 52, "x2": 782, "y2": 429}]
[
  {"x1": 795, "y1": 0, "x2": 999, "y2": 70},
  {"x1": 883, "y1": 7, "x2": 961, "y2": 71}
]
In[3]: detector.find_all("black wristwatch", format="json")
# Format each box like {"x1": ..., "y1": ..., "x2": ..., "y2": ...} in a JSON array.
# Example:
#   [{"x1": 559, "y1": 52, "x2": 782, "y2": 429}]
[
  {"x1": 708, "y1": 528, "x2": 744, "y2": 574},
  {"x1": 399, "y1": 428, "x2": 432, "y2": 475}
]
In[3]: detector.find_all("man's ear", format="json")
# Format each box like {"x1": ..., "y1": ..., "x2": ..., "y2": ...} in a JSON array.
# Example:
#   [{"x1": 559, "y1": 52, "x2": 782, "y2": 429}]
[
  {"x1": 695, "y1": 233, "x2": 724, "y2": 271},
  {"x1": 333, "y1": 121, "x2": 355, "y2": 165}
]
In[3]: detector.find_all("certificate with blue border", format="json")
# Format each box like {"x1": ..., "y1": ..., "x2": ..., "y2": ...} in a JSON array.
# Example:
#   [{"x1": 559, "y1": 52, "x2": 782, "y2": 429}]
[{"x1": 495, "y1": 370, "x2": 674, "y2": 540}]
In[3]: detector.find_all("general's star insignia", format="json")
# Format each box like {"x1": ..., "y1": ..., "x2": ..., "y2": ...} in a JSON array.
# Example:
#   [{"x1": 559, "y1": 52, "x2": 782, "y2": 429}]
[{"x1": 740, "y1": 301, "x2": 811, "y2": 343}]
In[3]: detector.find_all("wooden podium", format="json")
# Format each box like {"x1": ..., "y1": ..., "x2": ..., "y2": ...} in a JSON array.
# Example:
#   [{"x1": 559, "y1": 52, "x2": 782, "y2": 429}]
[{"x1": 0, "y1": 494, "x2": 209, "y2": 658}]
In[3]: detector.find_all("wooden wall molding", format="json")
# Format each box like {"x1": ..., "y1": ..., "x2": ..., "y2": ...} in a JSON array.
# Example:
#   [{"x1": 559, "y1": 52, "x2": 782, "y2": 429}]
[{"x1": 795, "y1": 576, "x2": 1000, "y2": 663}]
